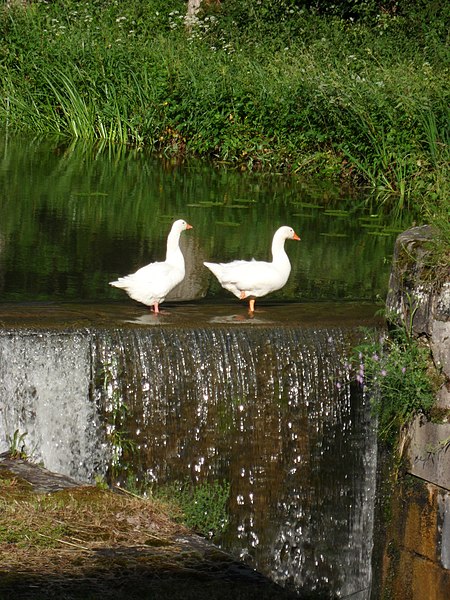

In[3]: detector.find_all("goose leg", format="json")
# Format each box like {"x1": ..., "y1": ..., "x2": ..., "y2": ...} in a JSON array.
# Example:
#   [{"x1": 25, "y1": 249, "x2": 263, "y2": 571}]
[
  {"x1": 248, "y1": 298, "x2": 255, "y2": 313},
  {"x1": 152, "y1": 302, "x2": 160, "y2": 314}
]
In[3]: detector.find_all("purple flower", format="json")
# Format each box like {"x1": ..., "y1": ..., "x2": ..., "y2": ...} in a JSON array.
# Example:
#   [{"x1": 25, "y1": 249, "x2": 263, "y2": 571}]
[
  {"x1": 336, "y1": 382, "x2": 342, "y2": 389},
  {"x1": 402, "y1": 367, "x2": 406, "y2": 374},
  {"x1": 381, "y1": 369, "x2": 387, "y2": 377},
  {"x1": 372, "y1": 353, "x2": 379, "y2": 361}
]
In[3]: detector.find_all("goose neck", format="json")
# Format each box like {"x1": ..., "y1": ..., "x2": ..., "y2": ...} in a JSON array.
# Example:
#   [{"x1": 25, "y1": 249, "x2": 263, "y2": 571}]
[
  {"x1": 165, "y1": 230, "x2": 183, "y2": 265},
  {"x1": 271, "y1": 234, "x2": 288, "y2": 263}
]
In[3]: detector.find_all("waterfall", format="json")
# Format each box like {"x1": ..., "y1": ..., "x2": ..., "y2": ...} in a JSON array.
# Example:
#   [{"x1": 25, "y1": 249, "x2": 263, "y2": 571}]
[
  {"x1": 0, "y1": 322, "x2": 377, "y2": 598},
  {"x1": 0, "y1": 329, "x2": 104, "y2": 480}
]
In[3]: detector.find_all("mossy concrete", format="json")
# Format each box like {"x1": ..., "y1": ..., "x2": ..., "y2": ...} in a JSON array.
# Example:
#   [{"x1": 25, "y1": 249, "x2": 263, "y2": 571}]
[
  {"x1": 379, "y1": 477, "x2": 450, "y2": 600},
  {"x1": 386, "y1": 225, "x2": 450, "y2": 490}
]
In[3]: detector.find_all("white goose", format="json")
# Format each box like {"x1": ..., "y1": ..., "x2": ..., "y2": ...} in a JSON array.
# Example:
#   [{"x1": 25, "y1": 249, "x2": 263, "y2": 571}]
[
  {"x1": 109, "y1": 219, "x2": 193, "y2": 313},
  {"x1": 204, "y1": 225, "x2": 300, "y2": 313}
]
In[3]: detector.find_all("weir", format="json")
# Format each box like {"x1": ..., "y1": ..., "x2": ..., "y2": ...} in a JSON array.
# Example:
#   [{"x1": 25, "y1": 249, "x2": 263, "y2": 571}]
[{"x1": 0, "y1": 303, "x2": 378, "y2": 599}]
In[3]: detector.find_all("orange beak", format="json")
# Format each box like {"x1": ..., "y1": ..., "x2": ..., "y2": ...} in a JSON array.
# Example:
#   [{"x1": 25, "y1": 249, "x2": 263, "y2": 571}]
[
  {"x1": 293, "y1": 232, "x2": 300, "y2": 241},
  {"x1": 186, "y1": 223, "x2": 193, "y2": 230}
]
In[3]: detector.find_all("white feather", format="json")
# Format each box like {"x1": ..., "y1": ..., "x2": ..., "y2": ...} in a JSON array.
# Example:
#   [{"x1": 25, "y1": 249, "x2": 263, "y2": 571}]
[
  {"x1": 110, "y1": 219, "x2": 192, "y2": 310},
  {"x1": 204, "y1": 225, "x2": 300, "y2": 308}
]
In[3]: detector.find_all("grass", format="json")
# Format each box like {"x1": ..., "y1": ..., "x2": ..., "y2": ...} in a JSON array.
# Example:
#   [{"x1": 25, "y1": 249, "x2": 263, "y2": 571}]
[
  {"x1": 0, "y1": 467, "x2": 186, "y2": 579},
  {"x1": 353, "y1": 324, "x2": 438, "y2": 447},
  {"x1": 149, "y1": 479, "x2": 230, "y2": 539},
  {"x1": 423, "y1": 197, "x2": 450, "y2": 283},
  {"x1": 0, "y1": 0, "x2": 448, "y2": 213},
  {"x1": 0, "y1": 466, "x2": 287, "y2": 600},
  {"x1": 0, "y1": 468, "x2": 183, "y2": 547}
]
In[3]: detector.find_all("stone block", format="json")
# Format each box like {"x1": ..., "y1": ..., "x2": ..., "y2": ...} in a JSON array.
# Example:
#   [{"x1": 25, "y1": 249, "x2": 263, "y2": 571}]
[
  {"x1": 412, "y1": 556, "x2": 450, "y2": 600},
  {"x1": 403, "y1": 485, "x2": 439, "y2": 563},
  {"x1": 408, "y1": 417, "x2": 450, "y2": 491},
  {"x1": 439, "y1": 492, "x2": 450, "y2": 570},
  {"x1": 431, "y1": 318, "x2": 450, "y2": 380}
]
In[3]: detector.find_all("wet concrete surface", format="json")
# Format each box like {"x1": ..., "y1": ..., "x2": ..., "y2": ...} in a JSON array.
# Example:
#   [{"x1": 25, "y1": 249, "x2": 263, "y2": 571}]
[{"x1": 0, "y1": 300, "x2": 381, "y2": 330}]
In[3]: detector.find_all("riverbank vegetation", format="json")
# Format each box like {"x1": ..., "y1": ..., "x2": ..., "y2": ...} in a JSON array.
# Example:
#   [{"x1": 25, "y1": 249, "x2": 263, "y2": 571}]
[
  {"x1": 354, "y1": 324, "x2": 437, "y2": 448},
  {"x1": 1, "y1": 0, "x2": 448, "y2": 216}
]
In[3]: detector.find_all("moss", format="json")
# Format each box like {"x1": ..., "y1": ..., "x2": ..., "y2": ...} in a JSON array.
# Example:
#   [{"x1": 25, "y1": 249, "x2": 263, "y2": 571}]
[
  {"x1": 428, "y1": 406, "x2": 450, "y2": 424},
  {"x1": 0, "y1": 462, "x2": 295, "y2": 599},
  {"x1": 395, "y1": 228, "x2": 449, "y2": 293},
  {"x1": 402, "y1": 474, "x2": 427, "y2": 496},
  {"x1": 386, "y1": 540, "x2": 401, "y2": 564}
]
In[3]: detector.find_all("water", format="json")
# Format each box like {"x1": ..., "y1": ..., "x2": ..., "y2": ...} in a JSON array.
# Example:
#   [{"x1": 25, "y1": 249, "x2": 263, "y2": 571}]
[
  {"x1": 0, "y1": 329, "x2": 103, "y2": 479},
  {"x1": 0, "y1": 306, "x2": 378, "y2": 599},
  {"x1": 93, "y1": 325, "x2": 377, "y2": 599},
  {"x1": 0, "y1": 133, "x2": 408, "y2": 305},
  {"x1": 0, "y1": 134, "x2": 392, "y2": 598}
]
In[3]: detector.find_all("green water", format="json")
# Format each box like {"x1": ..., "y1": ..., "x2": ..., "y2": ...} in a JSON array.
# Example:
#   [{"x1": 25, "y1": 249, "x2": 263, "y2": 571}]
[{"x1": 0, "y1": 133, "x2": 409, "y2": 305}]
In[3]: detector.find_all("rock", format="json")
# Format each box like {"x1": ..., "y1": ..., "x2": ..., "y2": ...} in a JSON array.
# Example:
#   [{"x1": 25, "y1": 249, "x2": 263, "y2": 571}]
[
  {"x1": 386, "y1": 225, "x2": 450, "y2": 488},
  {"x1": 386, "y1": 225, "x2": 449, "y2": 340},
  {"x1": 0, "y1": 452, "x2": 84, "y2": 492},
  {"x1": 408, "y1": 417, "x2": 450, "y2": 490},
  {"x1": 387, "y1": 225, "x2": 450, "y2": 412}
]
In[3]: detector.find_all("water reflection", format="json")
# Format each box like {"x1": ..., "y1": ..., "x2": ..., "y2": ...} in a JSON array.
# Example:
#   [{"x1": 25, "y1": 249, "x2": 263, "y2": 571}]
[
  {"x1": 94, "y1": 325, "x2": 376, "y2": 599},
  {"x1": 0, "y1": 306, "x2": 378, "y2": 598},
  {"x1": 0, "y1": 134, "x2": 409, "y2": 305},
  {"x1": 208, "y1": 313, "x2": 271, "y2": 324},
  {"x1": 0, "y1": 133, "x2": 386, "y2": 598}
]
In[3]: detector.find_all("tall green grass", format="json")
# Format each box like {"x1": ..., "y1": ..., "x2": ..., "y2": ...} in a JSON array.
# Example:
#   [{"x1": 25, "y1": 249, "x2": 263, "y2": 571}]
[{"x1": 0, "y1": 0, "x2": 448, "y2": 211}]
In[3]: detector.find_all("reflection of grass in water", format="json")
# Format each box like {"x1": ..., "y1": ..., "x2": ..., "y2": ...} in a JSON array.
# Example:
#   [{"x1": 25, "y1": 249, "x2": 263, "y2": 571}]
[
  {"x1": 323, "y1": 210, "x2": 350, "y2": 217},
  {"x1": 0, "y1": 135, "x2": 412, "y2": 303},
  {"x1": 366, "y1": 231, "x2": 393, "y2": 237},
  {"x1": 291, "y1": 202, "x2": 322, "y2": 209},
  {"x1": 72, "y1": 192, "x2": 108, "y2": 197},
  {"x1": 214, "y1": 221, "x2": 241, "y2": 227},
  {"x1": 320, "y1": 232, "x2": 348, "y2": 238}
]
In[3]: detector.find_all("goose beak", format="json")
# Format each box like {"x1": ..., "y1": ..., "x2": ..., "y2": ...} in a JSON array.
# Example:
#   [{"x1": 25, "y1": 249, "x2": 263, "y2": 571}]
[
  {"x1": 186, "y1": 223, "x2": 193, "y2": 230},
  {"x1": 293, "y1": 232, "x2": 300, "y2": 240}
]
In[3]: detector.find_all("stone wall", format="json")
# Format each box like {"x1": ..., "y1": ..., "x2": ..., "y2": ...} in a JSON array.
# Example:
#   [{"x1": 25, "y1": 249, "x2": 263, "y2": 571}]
[
  {"x1": 386, "y1": 225, "x2": 450, "y2": 490},
  {"x1": 379, "y1": 477, "x2": 450, "y2": 600},
  {"x1": 377, "y1": 225, "x2": 450, "y2": 599}
]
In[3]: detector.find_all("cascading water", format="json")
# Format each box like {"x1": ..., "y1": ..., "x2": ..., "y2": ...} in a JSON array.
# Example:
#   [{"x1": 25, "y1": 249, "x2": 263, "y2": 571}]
[
  {"x1": 94, "y1": 325, "x2": 377, "y2": 599},
  {"x1": 0, "y1": 330, "x2": 104, "y2": 480},
  {"x1": 0, "y1": 322, "x2": 377, "y2": 599}
]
